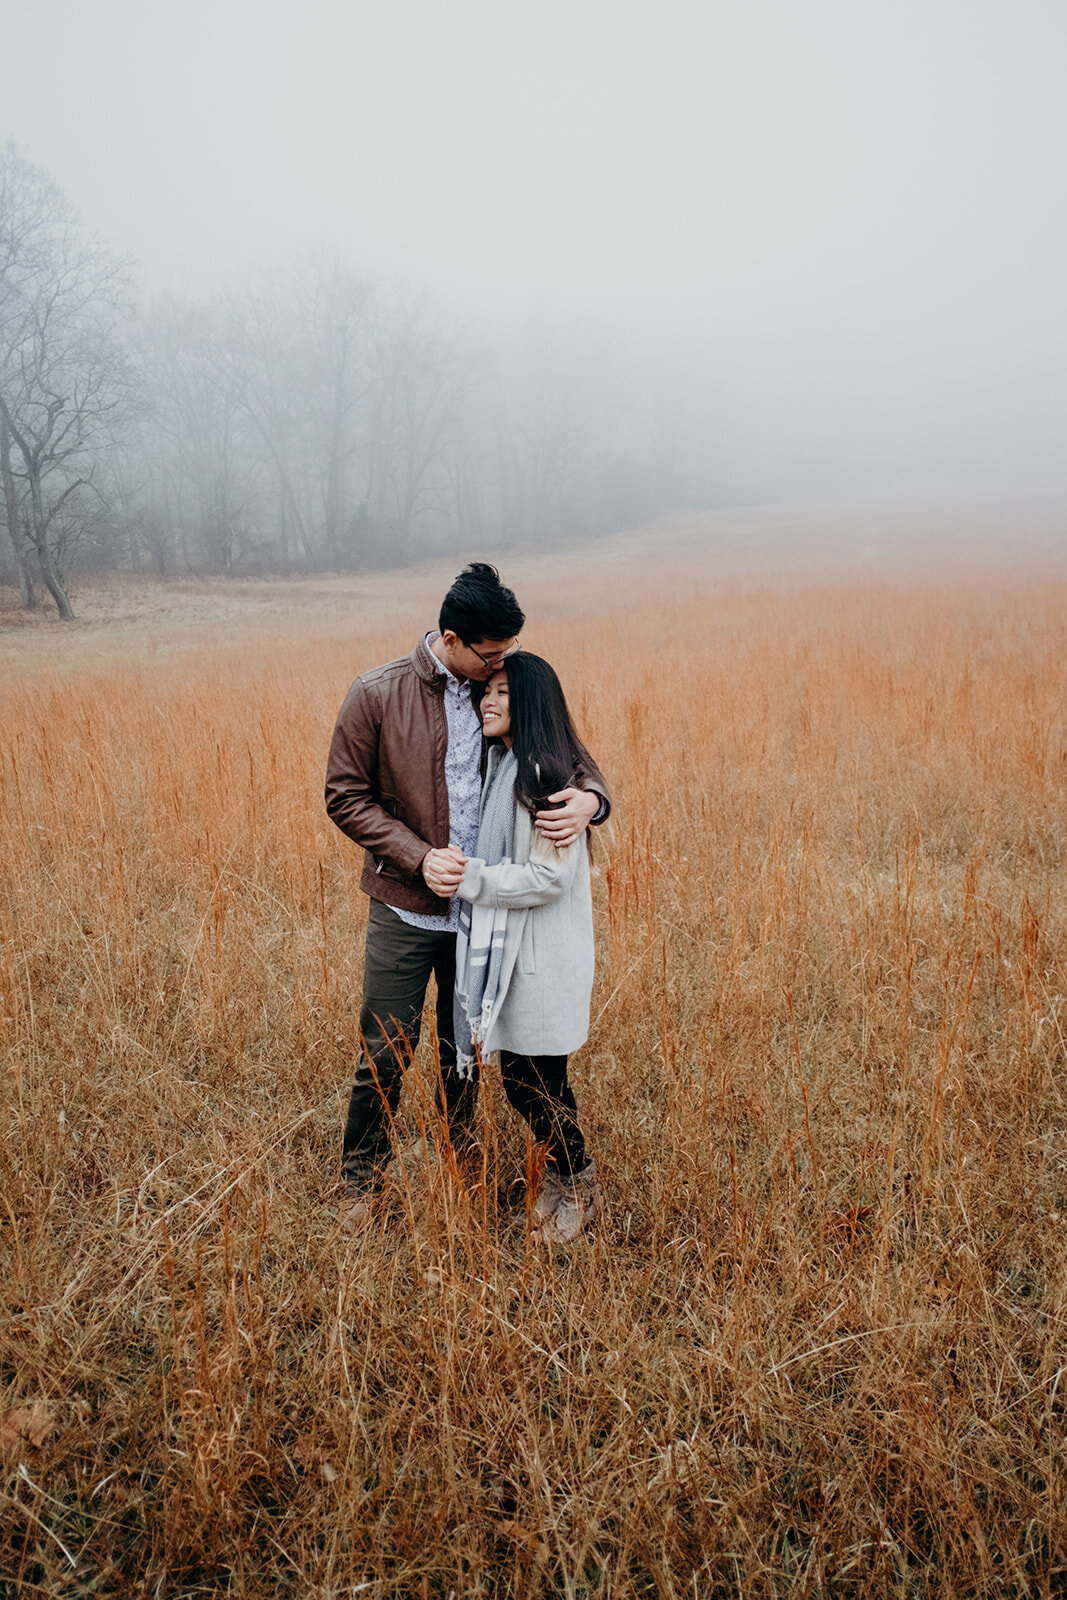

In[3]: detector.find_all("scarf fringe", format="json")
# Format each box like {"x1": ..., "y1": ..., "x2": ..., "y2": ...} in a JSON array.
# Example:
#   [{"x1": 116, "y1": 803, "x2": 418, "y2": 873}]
[{"x1": 455, "y1": 1049, "x2": 477, "y2": 1082}]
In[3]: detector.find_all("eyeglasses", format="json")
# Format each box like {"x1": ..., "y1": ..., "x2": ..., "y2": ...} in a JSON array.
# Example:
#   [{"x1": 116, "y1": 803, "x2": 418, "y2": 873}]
[{"x1": 465, "y1": 640, "x2": 522, "y2": 670}]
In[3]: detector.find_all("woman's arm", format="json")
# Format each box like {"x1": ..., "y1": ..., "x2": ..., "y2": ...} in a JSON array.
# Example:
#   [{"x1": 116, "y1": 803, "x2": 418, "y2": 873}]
[{"x1": 458, "y1": 833, "x2": 581, "y2": 909}]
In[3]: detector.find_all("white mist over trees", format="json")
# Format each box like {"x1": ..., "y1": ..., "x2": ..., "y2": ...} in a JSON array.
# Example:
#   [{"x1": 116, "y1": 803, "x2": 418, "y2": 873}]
[
  {"x1": 0, "y1": 145, "x2": 716, "y2": 618},
  {"x1": 126, "y1": 281, "x2": 717, "y2": 577}
]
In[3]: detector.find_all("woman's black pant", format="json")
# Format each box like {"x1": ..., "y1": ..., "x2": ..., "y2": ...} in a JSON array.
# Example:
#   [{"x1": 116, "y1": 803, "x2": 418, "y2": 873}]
[{"x1": 498, "y1": 1051, "x2": 587, "y2": 1176}]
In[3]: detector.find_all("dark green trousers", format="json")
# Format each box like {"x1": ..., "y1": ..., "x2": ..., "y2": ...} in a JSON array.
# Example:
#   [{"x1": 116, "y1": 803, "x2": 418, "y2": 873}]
[{"x1": 341, "y1": 899, "x2": 479, "y2": 1193}]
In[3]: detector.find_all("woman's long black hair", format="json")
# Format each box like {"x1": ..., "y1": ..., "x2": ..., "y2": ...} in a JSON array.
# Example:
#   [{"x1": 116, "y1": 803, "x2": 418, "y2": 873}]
[{"x1": 498, "y1": 652, "x2": 594, "y2": 816}]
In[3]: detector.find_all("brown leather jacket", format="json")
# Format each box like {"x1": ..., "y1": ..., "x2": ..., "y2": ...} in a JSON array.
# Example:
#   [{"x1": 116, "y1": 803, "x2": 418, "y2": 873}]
[{"x1": 325, "y1": 635, "x2": 610, "y2": 916}]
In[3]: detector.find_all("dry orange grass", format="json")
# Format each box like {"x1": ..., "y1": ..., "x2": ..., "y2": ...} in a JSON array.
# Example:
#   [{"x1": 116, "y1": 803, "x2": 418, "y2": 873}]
[{"x1": 2, "y1": 548, "x2": 1066, "y2": 1597}]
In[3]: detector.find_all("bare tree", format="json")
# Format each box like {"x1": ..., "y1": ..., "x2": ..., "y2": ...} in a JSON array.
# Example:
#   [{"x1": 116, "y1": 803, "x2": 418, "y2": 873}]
[
  {"x1": 0, "y1": 142, "x2": 134, "y2": 618},
  {"x1": 216, "y1": 277, "x2": 315, "y2": 571},
  {"x1": 280, "y1": 261, "x2": 376, "y2": 567},
  {"x1": 0, "y1": 142, "x2": 55, "y2": 608},
  {"x1": 493, "y1": 324, "x2": 598, "y2": 545},
  {"x1": 139, "y1": 296, "x2": 264, "y2": 575},
  {"x1": 364, "y1": 291, "x2": 480, "y2": 554}
]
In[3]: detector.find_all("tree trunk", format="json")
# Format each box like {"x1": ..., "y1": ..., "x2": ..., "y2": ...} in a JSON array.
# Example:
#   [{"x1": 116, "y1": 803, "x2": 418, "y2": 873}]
[
  {"x1": 127, "y1": 512, "x2": 142, "y2": 573},
  {"x1": 325, "y1": 384, "x2": 346, "y2": 565},
  {"x1": 174, "y1": 481, "x2": 193, "y2": 574},
  {"x1": 286, "y1": 479, "x2": 315, "y2": 568},
  {"x1": 27, "y1": 466, "x2": 75, "y2": 620},
  {"x1": 0, "y1": 420, "x2": 35, "y2": 606},
  {"x1": 277, "y1": 471, "x2": 291, "y2": 574},
  {"x1": 35, "y1": 538, "x2": 74, "y2": 618},
  {"x1": 12, "y1": 537, "x2": 35, "y2": 608}
]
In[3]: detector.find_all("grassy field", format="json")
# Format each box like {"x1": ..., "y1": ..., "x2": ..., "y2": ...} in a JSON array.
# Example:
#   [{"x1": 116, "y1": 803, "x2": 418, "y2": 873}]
[{"x1": 2, "y1": 521, "x2": 1066, "y2": 1597}]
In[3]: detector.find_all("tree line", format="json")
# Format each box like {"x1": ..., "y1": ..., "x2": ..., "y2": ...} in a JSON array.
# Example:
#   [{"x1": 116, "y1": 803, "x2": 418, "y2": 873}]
[{"x1": 1, "y1": 142, "x2": 717, "y2": 619}]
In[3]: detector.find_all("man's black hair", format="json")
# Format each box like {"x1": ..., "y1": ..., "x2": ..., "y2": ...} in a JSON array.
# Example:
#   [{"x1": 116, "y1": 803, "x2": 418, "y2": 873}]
[{"x1": 439, "y1": 561, "x2": 524, "y2": 645}]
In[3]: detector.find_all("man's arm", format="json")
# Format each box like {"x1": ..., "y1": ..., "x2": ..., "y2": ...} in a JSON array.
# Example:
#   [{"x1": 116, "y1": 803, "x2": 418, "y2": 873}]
[
  {"x1": 324, "y1": 677, "x2": 431, "y2": 879},
  {"x1": 534, "y1": 749, "x2": 611, "y2": 846}
]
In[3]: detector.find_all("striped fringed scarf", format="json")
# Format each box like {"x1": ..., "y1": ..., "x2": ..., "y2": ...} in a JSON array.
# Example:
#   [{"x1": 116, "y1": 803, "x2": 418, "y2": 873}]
[{"x1": 453, "y1": 748, "x2": 518, "y2": 1079}]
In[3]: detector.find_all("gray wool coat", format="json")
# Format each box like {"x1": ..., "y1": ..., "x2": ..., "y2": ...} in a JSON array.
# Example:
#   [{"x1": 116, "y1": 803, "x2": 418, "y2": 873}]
[{"x1": 457, "y1": 746, "x2": 595, "y2": 1057}]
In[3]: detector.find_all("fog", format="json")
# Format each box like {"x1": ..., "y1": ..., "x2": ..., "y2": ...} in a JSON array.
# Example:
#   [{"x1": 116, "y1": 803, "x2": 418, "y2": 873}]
[{"x1": 1, "y1": 0, "x2": 1065, "y2": 578}]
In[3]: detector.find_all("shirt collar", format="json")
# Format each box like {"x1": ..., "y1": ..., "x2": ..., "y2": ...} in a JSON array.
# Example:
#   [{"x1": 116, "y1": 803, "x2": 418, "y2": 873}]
[{"x1": 425, "y1": 631, "x2": 470, "y2": 695}]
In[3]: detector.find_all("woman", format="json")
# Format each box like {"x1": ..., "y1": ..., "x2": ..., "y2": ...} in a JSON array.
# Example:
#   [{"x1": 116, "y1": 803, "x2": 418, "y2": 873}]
[{"x1": 451, "y1": 653, "x2": 602, "y2": 1244}]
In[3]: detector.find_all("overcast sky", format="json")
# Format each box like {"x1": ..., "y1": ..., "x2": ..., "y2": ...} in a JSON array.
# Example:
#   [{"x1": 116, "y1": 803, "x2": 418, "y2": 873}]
[{"x1": 3, "y1": 0, "x2": 1065, "y2": 491}]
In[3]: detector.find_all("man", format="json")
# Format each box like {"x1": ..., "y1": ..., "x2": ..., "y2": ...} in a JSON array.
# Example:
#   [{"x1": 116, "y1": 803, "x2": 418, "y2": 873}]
[{"x1": 325, "y1": 562, "x2": 610, "y2": 1230}]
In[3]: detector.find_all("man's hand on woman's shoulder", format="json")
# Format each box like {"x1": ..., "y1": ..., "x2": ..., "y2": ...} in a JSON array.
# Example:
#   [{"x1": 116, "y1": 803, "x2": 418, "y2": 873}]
[{"x1": 535, "y1": 788, "x2": 598, "y2": 848}]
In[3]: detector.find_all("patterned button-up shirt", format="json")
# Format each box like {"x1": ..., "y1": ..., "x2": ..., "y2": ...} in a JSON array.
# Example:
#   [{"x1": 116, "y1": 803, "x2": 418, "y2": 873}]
[{"x1": 394, "y1": 634, "x2": 483, "y2": 934}]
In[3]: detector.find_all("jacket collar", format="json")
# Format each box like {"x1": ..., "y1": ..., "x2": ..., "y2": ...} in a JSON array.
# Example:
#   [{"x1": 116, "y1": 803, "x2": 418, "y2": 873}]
[{"x1": 411, "y1": 632, "x2": 446, "y2": 692}]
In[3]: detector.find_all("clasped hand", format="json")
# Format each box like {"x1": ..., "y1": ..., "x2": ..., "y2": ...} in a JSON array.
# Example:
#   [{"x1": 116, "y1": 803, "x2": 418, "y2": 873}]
[{"x1": 421, "y1": 843, "x2": 467, "y2": 896}]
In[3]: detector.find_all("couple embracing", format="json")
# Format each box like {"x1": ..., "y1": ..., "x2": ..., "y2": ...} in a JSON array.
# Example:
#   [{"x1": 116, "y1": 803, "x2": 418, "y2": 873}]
[{"x1": 325, "y1": 563, "x2": 610, "y2": 1244}]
